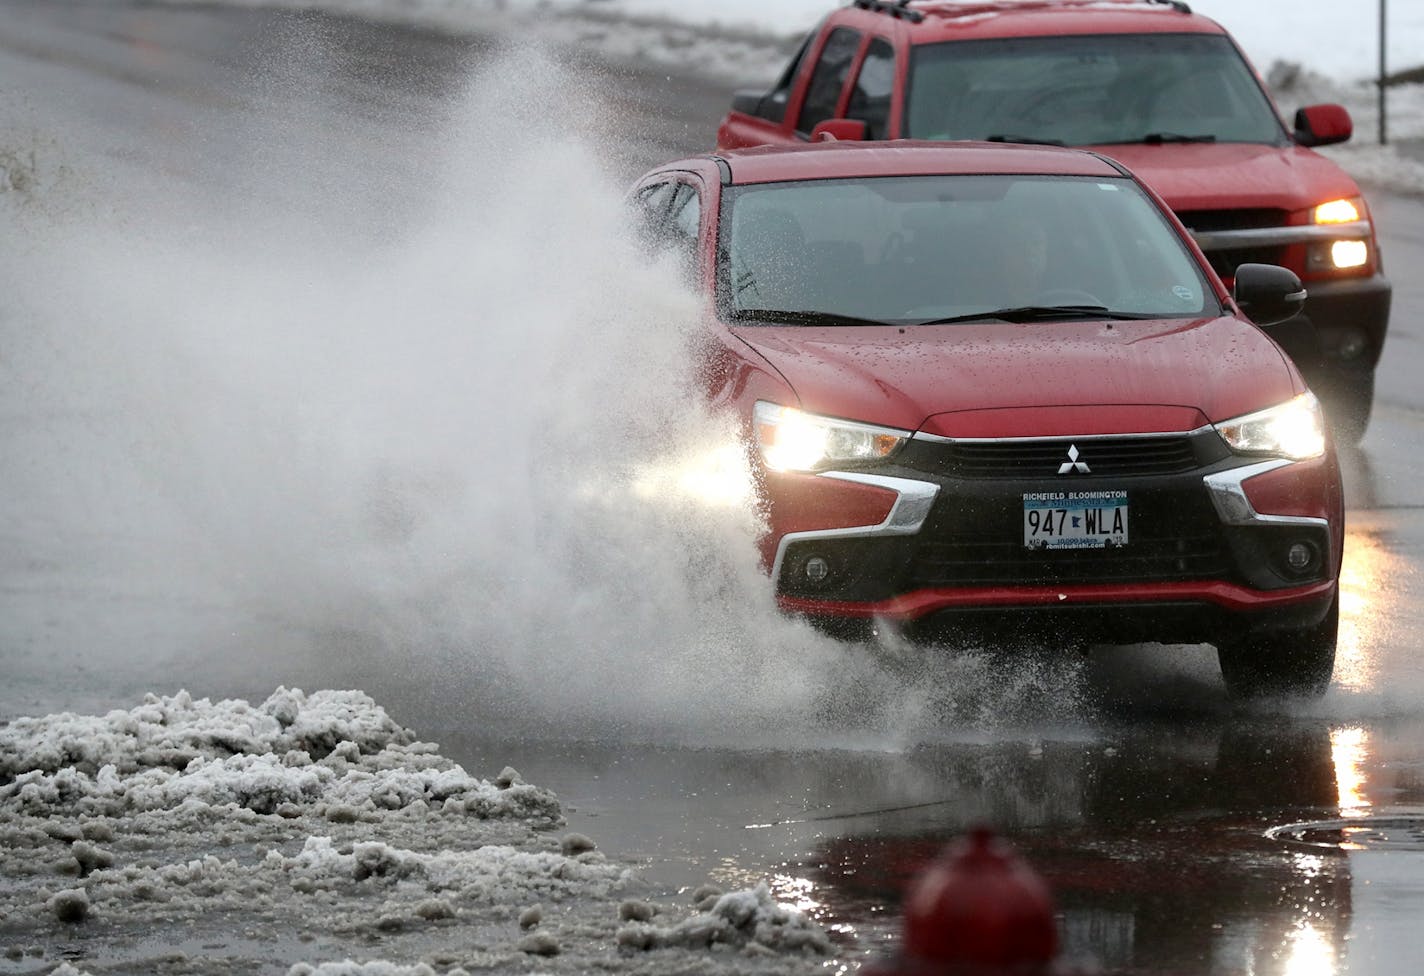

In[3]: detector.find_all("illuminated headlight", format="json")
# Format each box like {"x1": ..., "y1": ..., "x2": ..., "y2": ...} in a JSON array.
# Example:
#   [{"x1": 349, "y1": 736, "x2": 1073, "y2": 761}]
[
  {"x1": 1308, "y1": 239, "x2": 1370, "y2": 272},
  {"x1": 1330, "y1": 240, "x2": 1369, "y2": 269},
  {"x1": 754, "y1": 402, "x2": 908, "y2": 472},
  {"x1": 1313, "y1": 198, "x2": 1362, "y2": 225},
  {"x1": 1214, "y1": 392, "x2": 1327, "y2": 461},
  {"x1": 1302, "y1": 197, "x2": 1373, "y2": 273}
]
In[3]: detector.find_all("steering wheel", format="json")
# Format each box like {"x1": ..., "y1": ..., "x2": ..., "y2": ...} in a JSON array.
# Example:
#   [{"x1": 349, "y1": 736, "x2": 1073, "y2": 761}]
[{"x1": 1032, "y1": 287, "x2": 1105, "y2": 307}]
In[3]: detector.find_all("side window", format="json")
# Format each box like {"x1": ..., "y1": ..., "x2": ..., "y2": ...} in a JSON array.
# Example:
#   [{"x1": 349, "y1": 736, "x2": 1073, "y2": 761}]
[
  {"x1": 847, "y1": 38, "x2": 896, "y2": 140},
  {"x1": 759, "y1": 27, "x2": 818, "y2": 123},
  {"x1": 631, "y1": 181, "x2": 677, "y2": 250},
  {"x1": 635, "y1": 181, "x2": 676, "y2": 222},
  {"x1": 667, "y1": 183, "x2": 703, "y2": 269},
  {"x1": 796, "y1": 28, "x2": 862, "y2": 136}
]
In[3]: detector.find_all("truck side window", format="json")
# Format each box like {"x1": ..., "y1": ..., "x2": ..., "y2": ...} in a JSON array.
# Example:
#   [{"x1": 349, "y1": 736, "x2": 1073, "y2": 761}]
[
  {"x1": 847, "y1": 38, "x2": 896, "y2": 141},
  {"x1": 759, "y1": 28, "x2": 818, "y2": 123},
  {"x1": 796, "y1": 28, "x2": 862, "y2": 136}
]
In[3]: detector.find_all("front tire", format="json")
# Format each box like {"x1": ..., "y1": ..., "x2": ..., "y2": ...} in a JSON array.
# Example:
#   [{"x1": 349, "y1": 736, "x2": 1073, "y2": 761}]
[{"x1": 1216, "y1": 597, "x2": 1338, "y2": 699}]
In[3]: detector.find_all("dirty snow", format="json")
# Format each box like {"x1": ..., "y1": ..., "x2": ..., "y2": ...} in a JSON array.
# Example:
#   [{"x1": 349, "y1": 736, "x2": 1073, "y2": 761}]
[{"x1": 0, "y1": 689, "x2": 832, "y2": 974}]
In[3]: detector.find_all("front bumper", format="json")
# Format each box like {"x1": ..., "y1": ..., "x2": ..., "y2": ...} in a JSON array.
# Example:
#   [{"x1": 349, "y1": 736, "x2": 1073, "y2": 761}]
[
  {"x1": 1189, "y1": 219, "x2": 1391, "y2": 373},
  {"x1": 765, "y1": 429, "x2": 1342, "y2": 644},
  {"x1": 1296, "y1": 273, "x2": 1392, "y2": 371}
]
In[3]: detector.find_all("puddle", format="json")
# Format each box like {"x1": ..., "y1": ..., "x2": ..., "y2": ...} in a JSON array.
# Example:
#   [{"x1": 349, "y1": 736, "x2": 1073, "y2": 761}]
[{"x1": 1267, "y1": 815, "x2": 1424, "y2": 851}]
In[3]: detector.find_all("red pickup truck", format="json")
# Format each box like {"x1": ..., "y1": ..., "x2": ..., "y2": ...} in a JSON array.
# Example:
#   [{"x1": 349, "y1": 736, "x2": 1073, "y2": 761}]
[{"x1": 716, "y1": 0, "x2": 1392, "y2": 443}]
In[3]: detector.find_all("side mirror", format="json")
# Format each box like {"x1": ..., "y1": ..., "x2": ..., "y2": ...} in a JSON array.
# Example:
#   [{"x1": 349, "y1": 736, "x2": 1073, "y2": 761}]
[
  {"x1": 732, "y1": 88, "x2": 767, "y2": 117},
  {"x1": 1234, "y1": 263, "x2": 1307, "y2": 328},
  {"x1": 732, "y1": 88, "x2": 792, "y2": 123},
  {"x1": 810, "y1": 118, "x2": 868, "y2": 142},
  {"x1": 1294, "y1": 104, "x2": 1353, "y2": 147}
]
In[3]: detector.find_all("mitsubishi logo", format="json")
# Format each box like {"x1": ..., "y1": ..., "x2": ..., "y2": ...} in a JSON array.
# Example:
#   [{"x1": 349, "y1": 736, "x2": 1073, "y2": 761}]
[{"x1": 1058, "y1": 445, "x2": 1091, "y2": 475}]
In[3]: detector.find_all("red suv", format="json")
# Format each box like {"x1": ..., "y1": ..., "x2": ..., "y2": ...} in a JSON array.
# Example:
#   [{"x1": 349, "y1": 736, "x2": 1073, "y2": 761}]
[
  {"x1": 630, "y1": 140, "x2": 1343, "y2": 698},
  {"x1": 716, "y1": 0, "x2": 1391, "y2": 442}
]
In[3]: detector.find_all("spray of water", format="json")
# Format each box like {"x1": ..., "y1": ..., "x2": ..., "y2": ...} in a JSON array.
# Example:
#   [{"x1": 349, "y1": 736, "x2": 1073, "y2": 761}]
[{"x1": 0, "y1": 24, "x2": 1093, "y2": 745}]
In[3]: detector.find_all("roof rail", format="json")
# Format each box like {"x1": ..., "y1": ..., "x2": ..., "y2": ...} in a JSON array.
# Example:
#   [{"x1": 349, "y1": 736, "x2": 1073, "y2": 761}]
[
  {"x1": 851, "y1": 0, "x2": 925, "y2": 23},
  {"x1": 856, "y1": 0, "x2": 1193, "y2": 20}
]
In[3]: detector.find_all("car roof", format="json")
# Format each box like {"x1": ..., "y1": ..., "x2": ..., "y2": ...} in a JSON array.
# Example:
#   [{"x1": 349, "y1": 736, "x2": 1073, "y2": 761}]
[
  {"x1": 710, "y1": 140, "x2": 1129, "y2": 186},
  {"x1": 843, "y1": 0, "x2": 1226, "y2": 42}
]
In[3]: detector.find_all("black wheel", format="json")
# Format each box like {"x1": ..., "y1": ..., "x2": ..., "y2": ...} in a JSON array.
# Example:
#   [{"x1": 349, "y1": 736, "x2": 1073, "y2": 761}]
[
  {"x1": 1216, "y1": 597, "x2": 1338, "y2": 699},
  {"x1": 1325, "y1": 368, "x2": 1375, "y2": 446}
]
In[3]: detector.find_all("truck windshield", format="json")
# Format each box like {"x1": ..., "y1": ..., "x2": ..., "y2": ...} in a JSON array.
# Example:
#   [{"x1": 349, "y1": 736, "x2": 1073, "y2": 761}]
[
  {"x1": 905, "y1": 33, "x2": 1286, "y2": 147},
  {"x1": 718, "y1": 174, "x2": 1217, "y2": 325}
]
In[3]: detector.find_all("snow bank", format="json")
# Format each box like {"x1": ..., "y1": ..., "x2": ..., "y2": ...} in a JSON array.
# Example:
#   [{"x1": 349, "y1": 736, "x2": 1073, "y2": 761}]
[
  {"x1": 616, "y1": 883, "x2": 834, "y2": 955},
  {"x1": 289, "y1": 965, "x2": 467, "y2": 976},
  {"x1": 0, "y1": 688, "x2": 561, "y2": 822},
  {"x1": 0, "y1": 690, "x2": 832, "y2": 974}
]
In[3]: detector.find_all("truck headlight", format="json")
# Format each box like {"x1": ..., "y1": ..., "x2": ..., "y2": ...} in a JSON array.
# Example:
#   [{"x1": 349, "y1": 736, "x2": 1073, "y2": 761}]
[
  {"x1": 1308, "y1": 239, "x2": 1370, "y2": 272},
  {"x1": 1303, "y1": 197, "x2": 1373, "y2": 273},
  {"x1": 754, "y1": 402, "x2": 908, "y2": 472},
  {"x1": 1312, "y1": 198, "x2": 1363, "y2": 225},
  {"x1": 1215, "y1": 392, "x2": 1327, "y2": 461}
]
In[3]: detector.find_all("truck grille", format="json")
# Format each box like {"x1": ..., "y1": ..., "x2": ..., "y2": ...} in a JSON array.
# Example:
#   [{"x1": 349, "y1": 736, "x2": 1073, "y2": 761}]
[{"x1": 1177, "y1": 208, "x2": 1291, "y2": 280}]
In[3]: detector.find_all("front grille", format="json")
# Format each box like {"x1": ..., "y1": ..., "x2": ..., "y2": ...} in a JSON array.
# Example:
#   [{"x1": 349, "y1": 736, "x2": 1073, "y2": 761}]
[
  {"x1": 1177, "y1": 208, "x2": 1291, "y2": 280},
  {"x1": 907, "y1": 490, "x2": 1232, "y2": 587},
  {"x1": 1202, "y1": 245, "x2": 1288, "y2": 281},
  {"x1": 1177, "y1": 208, "x2": 1288, "y2": 232},
  {"x1": 930, "y1": 436, "x2": 1200, "y2": 479}
]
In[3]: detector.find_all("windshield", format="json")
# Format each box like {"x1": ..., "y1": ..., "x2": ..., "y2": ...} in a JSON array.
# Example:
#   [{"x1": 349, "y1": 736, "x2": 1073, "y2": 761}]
[
  {"x1": 905, "y1": 34, "x2": 1287, "y2": 146},
  {"x1": 718, "y1": 174, "x2": 1217, "y2": 325}
]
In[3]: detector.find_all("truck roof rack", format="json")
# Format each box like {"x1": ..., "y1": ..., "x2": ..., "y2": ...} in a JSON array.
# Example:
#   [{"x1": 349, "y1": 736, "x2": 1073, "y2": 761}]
[
  {"x1": 852, "y1": 0, "x2": 1193, "y2": 21},
  {"x1": 851, "y1": 0, "x2": 925, "y2": 23}
]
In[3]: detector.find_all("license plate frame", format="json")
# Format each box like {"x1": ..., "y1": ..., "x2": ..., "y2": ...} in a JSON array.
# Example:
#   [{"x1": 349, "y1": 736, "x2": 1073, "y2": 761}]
[{"x1": 1022, "y1": 491, "x2": 1129, "y2": 550}]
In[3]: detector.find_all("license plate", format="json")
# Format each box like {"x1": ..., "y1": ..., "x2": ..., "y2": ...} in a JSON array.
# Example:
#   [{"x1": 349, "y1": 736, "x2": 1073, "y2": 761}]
[{"x1": 1023, "y1": 491, "x2": 1129, "y2": 550}]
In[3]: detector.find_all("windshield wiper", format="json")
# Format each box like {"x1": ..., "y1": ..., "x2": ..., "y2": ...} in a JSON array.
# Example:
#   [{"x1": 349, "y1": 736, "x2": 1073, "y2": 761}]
[
  {"x1": 1138, "y1": 132, "x2": 1217, "y2": 144},
  {"x1": 728, "y1": 308, "x2": 896, "y2": 328},
  {"x1": 916, "y1": 305, "x2": 1156, "y2": 325},
  {"x1": 985, "y1": 134, "x2": 1067, "y2": 146}
]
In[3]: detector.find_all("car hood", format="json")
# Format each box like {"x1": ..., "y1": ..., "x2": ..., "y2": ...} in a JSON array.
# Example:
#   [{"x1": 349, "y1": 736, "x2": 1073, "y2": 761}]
[
  {"x1": 1087, "y1": 142, "x2": 1359, "y2": 214},
  {"x1": 732, "y1": 316, "x2": 1299, "y2": 439}
]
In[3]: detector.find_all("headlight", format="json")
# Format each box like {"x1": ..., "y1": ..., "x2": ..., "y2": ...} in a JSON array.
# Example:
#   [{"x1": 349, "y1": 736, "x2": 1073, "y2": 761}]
[
  {"x1": 1312, "y1": 197, "x2": 1363, "y2": 225},
  {"x1": 1307, "y1": 238, "x2": 1370, "y2": 272},
  {"x1": 1302, "y1": 197, "x2": 1374, "y2": 274},
  {"x1": 1214, "y1": 392, "x2": 1327, "y2": 461},
  {"x1": 754, "y1": 402, "x2": 908, "y2": 472}
]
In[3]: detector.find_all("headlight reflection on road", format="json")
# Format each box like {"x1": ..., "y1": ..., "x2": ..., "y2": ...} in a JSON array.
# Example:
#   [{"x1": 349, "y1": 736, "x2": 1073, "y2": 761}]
[
  {"x1": 1329, "y1": 727, "x2": 1372, "y2": 819},
  {"x1": 1283, "y1": 921, "x2": 1336, "y2": 976},
  {"x1": 1335, "y1": 525, "x2": 1396, "y2": 693}
]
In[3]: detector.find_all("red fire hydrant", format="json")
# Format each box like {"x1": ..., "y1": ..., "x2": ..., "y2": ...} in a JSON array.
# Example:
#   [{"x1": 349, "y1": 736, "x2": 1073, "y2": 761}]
[{"x1": 863, "y1": 826, "x2": 1062, "y2": 975}]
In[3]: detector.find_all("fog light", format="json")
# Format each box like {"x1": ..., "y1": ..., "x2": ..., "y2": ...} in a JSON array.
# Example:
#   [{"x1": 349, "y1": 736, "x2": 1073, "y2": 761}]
[
  {"x1": 1286, "y1": 542, "x2": 1317, "y2": 573},
  {"x1": 1308, "y1": 240, "x2": 1370, "y2": 273},
  {"x1": 1337, "y1": 329, "x2": 1369, "y2": 361},
  {"x1": 805, "y1": 557, "x2": 831, "y2": 583}
]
